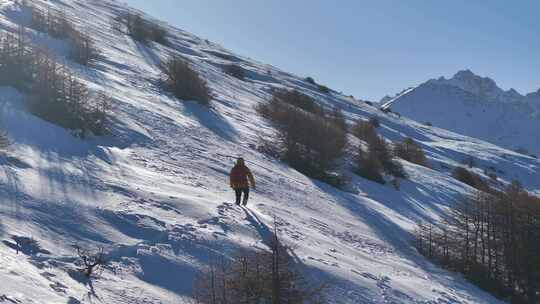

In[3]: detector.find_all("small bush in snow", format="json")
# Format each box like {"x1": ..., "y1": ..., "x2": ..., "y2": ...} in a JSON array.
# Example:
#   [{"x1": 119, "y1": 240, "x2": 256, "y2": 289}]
[
  {"x1": 257, "y1": 90, "x2": 347, "y2": 187},
  {"x1": 25, "y1": 3, "x2": 100, "y2": 66},
  {"x1": 394, "y1": 137, "x2": 429, "y2": 167},
  {"x1": 3, "y1": 236, "x2": 50, "y2": 255},
  {"x1": 317, "y1": 84, "x2": 330, "y2": 94},
  {"x1": 452, "y1": 167, "x2": 488, "y2": 191},
  {"x1": 328, "y1": 107, "x2": 347, "y2": 132},
  {"x1": 0, "y1": 30, "x2": 109, "y2": 136},
  {"x1": 383, "y1": 157, "x2": 406, "y2": 179},
  {"x1": 113, "y1": 12, "x2": 169, "y2": 45},
  {"x1": 463, "y1": 156, "x2": 476, "y2": 168},
  {"x1": 305, "y1": 76, "x2": 316, "y2": 85},
  {"x1": 161, "y1": 56, "x2": 212, "y2": 106},
  {"x1": 68, "y1": 30, "x2": 100, "y2": 66},
  {"x1": 351, "y1": 119, "x2": 378, "y2": 142},
  {"x1": 352, "y1": 120, "x2": 406, "y2": 179},
  {"x1": 223, "y1": 64, "x2": 245, "y2": 80},
  {"x1": 353, "y1": 147, "x2": 385, "y2": 184},
  {"x1": 0, "y1": 130, "x2": 8, "y2": 150},
  {"x1": 29, "y1": 58, "x2": 110, "y2": 136},
  {"x1": 304, "y1": 77, "x2": 330, "y2": 94},
  {"x1": 193, "y1": 225, "x2": 325, "y2": 304},
  {"x1": 29, "y1": 6, "x2": 74, "y2": 39},
  {"x1": 369, "y1": 116, "x2": 380, "y2": 128},
  {"x1": 74, "y1": 245, "x2": 109, "y2": 278},
  {"x1": 267, "y1": 89, "x2": 325, "y2": 116}
]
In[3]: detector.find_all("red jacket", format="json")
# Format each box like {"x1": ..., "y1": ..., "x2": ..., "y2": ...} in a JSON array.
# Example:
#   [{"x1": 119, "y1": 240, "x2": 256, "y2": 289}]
[{"x1": 229, "y1": 164, "x2": 255, "y2": 189}]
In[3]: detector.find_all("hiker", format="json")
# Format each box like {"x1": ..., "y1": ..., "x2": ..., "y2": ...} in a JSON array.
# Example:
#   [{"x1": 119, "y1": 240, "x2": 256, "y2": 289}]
[{"x1": 229, "y1": 157, "x2": 256, "y2": 206}]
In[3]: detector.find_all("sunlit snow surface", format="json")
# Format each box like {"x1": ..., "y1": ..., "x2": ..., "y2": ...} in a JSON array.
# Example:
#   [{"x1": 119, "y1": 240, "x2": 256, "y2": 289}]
[{"x1": 0, "y1": 0, "x2": 538, "y2": 303}]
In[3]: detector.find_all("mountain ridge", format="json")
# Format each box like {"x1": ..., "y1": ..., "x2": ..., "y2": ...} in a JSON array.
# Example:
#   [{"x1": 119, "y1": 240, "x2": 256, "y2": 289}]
[
  {"x1": 385, "y1": 70, "x2": 540, "y2": 155},
  {"x1": 426, "y1": 69, "x2": 540, "y2": 110}
]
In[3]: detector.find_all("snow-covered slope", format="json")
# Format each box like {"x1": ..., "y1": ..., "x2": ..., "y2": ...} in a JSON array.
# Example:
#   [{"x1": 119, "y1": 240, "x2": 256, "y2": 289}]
[
  {"x1": 0, "y1": 1, "x2": 538, "y2": 303},
  {"x1": 384, "y1": 70, "x2": 540, "y2": 156}
]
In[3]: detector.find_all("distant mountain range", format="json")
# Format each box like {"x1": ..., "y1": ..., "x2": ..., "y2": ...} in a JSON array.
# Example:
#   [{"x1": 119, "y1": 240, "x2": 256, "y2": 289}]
[{"x1": 383, "y1": 70, "x2": 540, "y2": 156}]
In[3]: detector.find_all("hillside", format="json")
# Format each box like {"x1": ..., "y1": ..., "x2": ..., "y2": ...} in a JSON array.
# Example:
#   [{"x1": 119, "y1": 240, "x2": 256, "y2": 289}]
[
  {"x1": 0, "y1": 1, "x2": 539, "y2": 303},
  {"x1": 383, "y1": 70, "x2": 540, "y2": 156}
]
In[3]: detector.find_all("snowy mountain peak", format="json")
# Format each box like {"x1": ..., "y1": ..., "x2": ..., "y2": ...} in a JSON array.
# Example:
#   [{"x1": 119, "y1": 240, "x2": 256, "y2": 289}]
[
  {"x1": 388, "y1": 70, "x2": 540, "y2": 155},
  {"x1": 453, "y1": 69, "x2": 483, "y2": 82},
  {"x1": 429, "y1": 69, "x2": 524, "y2": 103}
]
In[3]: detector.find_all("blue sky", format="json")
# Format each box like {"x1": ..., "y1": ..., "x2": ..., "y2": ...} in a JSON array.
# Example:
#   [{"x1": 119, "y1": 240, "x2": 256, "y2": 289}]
[{"x1": 125, "y1": 0, "x2": 539, "y2": 101}]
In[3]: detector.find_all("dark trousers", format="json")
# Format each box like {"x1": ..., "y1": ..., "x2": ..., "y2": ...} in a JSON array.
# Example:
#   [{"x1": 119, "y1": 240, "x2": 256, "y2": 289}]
[{"x1": 234, "y1": 188, "x2": 249, "y2": 205}]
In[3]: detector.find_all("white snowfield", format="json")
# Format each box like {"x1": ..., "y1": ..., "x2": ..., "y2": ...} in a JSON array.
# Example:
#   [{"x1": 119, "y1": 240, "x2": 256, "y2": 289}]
[
  {"x1": 384, "y1": 70, "x2": 540, "y2": 156},
  {"x1": 0, "y1": 1, "x2": 538, "y2": 303}
]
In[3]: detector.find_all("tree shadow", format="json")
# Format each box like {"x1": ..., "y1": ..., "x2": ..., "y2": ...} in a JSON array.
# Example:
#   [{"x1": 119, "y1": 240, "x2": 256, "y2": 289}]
[
  {"x1": 182, "y1": 101, "x2": 239, "y2": 143},
  {"x1": 241, "y1": 206, "x2": 379, "y2": 302},
  {"x1": 241, "y1": 207, "x2": 274, "y2": 247}
]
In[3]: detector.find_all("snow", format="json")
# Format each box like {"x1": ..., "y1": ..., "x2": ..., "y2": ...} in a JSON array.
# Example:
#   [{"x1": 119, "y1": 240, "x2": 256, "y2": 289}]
[
  {"x1": 0, "y1": 0, "x2": 538, "y2": 303},
  {"x1": 385, "y1": 72, "x2": 540, "y2": 156}
]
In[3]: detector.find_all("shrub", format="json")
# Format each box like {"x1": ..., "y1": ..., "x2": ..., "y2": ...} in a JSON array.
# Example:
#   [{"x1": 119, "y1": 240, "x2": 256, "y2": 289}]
[
  {"x1": 317, "y1": 84, "x2": 330, "y2": 94},
  {"x1": 114, "y1": 12, "x2": 169, "y2": 45},
  {"x1": 303, "y1": 76, "x2": 330, "y2": 94},
  {"x1": 0, "y1": 30, "x2": 109, "y2": 136},
  {"x1": 353, "y1": 147, "x2": 385, "y2": 184},
  {"x1": 270, "y1": 89, "x2": 324, "y2": 116},
  {"x1": 452, "y1": 167, "x2": 489, "y2": 191},
  {"x1": 369, "y1": 116, "x2": 380, "y2": 128},
  {"x1": 0, "y1": 25, "x2": 37, "y2": 88},
  {"x1": 74, "y1": 245, "x2": 108, "y2": 278},
  {"x1": 29, "y1": 6, "x2": 74, "y2": 39},
  {"x1": 29, "y1": 58, "x2": 109, "y2": 136},
  {"x1": 394, "y1": 137, "x2": 429, "y2": 167},
  {"x1": 224, "y1": 64, "x2": 245, "y2": 80},
  {"x1": 351, "y1": 119, "x2": 378, "y2": 143},
  {"x1": 67, "y1": 30, "x2": 100, "y2": 66},
  {"x1": 193, "y1": 226, "x2": 325, "y2": 304},
  {"x1": 352, "y1": 120, "x2": 406, "y2": 179},
  {"x1": 483, "y1": 168, "x2": 498, "y2": 181},
  {"x1": 161, "y1": 56, "x2": 211, "y2": 105},
  {"x1": 463, "y1": 156, "x2": 476, "y2": 168},
  {"x1": 257, "y1": 92, "x2": 347, "y2": 186},
  {"x1": 390, "y1": 178, "x2": 401, "y2": 190},
  {"x1": 383, "y1": 158, "x2": 406, "y2": 178},
  {"x1": 3, "y1": 236, "x2": 50, "y2": 255},
  {"x1": 26, "y1": 4, "x2": 100, "y2": 66},
  {"x1": 328, "y1": 107, "x2": 347, "y2": 131},
  {"x1": 0, "y1": 130, "x2": 8, "y2": 150}
]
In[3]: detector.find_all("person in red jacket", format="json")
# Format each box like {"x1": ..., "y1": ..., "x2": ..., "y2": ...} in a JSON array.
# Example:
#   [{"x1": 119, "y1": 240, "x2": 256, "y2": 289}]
[{"x1": 229, "y1": 158, "x2": 256, "y2": 206}]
